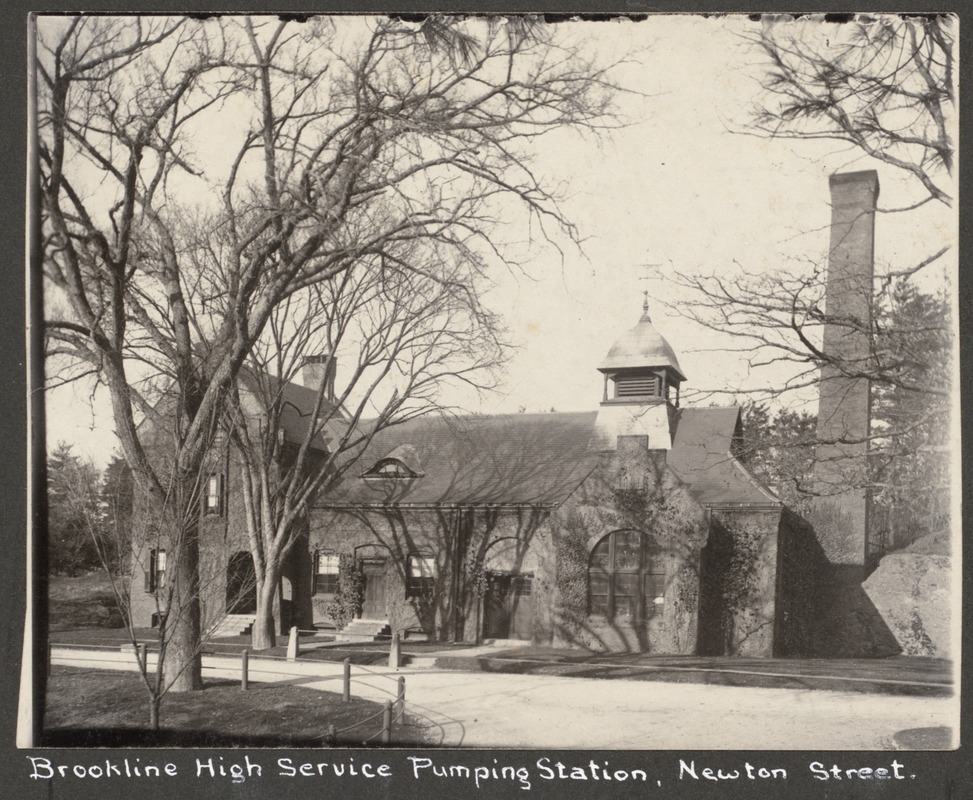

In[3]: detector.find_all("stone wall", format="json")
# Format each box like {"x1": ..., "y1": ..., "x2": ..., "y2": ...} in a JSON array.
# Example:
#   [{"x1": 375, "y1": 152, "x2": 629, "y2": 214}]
[
  {"x1": 548, "y1": 438, "x2": 709, "y2": 654},
  {"x1": 308, "y1": 506, "x2": 551, "y2": 643},
  {"x1": 698, "y1": 509, "x2": 781, "y2": 657},
  {"x1": 775, "y1": 510, "x2": 827, "y2": 656}
]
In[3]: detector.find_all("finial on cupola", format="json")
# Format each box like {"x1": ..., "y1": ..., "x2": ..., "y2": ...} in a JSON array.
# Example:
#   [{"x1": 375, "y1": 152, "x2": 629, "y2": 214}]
[{"x1": 641, "y1": 290, "x2": 651, "y2": 322}]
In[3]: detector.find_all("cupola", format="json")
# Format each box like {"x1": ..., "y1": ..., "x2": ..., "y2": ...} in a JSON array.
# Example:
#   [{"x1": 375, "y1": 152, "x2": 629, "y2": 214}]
[
  {"x1": 592, "y1": 293, "x2": 686, "y2": 451},
  {"x1": 598, "y1": 293, "x2": 685, "y2": 407}
]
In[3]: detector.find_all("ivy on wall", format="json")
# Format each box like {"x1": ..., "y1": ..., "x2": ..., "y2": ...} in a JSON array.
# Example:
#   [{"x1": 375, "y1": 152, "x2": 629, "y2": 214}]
[
  {"x1": 325, "y1": 553, "x2": 364, "y2": 629},
  {"x1": 549, "y1": 460, "x2": 710, "y2": 651},
  {"x1": 551, "y1": 508, "x2": 594, "y2": 646}
]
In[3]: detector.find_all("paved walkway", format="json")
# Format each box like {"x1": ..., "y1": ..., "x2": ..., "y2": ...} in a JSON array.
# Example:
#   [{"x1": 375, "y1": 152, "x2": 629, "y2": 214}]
[{"x1": 51, "y1": 645, "x2": 957, "y2": 749}]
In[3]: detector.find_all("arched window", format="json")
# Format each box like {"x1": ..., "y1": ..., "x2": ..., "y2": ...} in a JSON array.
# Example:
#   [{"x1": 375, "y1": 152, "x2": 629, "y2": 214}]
[{"x1": 588, "y1": 530, "x2": 666, "y2": 621}]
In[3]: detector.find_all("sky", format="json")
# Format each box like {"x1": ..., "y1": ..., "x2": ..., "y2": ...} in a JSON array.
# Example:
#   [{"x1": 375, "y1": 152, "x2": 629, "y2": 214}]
[{"x1": 40, "y1": 14, "x2": 957, "y2": 469}]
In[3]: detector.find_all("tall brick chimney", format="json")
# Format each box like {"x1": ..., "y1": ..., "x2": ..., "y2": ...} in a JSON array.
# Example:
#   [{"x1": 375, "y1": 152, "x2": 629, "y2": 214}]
[
  {"x1": 302, "y1": 354, "x2": 336, "y2": 402},
  {"x1": 811, "y1": 170, "x2": 879, "y2": 568}
]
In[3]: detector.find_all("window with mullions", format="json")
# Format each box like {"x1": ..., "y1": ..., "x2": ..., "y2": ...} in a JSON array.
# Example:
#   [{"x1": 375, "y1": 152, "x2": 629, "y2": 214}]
[
  {"x1": 406, "y1": 555, "x2": 436, "y2": 599},
  {"x1": 588, "y1": 530, "x2": 665, "y2": 620},
  {"x1": 313, "y1": 552, "x2": 339, "y2": 595},
  {"x1": 204, "y1": 474, "x2": 224, "y2": 516}
]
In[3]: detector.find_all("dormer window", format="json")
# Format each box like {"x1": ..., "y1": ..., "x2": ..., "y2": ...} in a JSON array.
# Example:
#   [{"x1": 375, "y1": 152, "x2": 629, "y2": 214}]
[
  {"x1": 362, "y1": 444, "x2": 424, "y2": 479},
  {"x1": 363, "y1": 458, "x2": 420, "y2": 479}
]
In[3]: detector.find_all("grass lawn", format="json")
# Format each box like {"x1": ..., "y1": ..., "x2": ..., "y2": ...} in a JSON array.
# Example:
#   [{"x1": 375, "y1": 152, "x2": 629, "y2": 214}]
[
  {"x1": 50, "y1": 626, "x2": 476, "y2": 664},
  {"x1": 43, "y1": 667, "x2": 424, "y2": 747},
  {"x1": 48, "y1": 572, "x2": 124, "y2": 631}
]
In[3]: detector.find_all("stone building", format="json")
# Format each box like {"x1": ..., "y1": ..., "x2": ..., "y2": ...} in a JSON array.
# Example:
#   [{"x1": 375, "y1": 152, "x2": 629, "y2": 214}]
[
  {"x1": 287, "y1": 296, "x2": 830, "y2": 656},
  {"x1": 132, "y1": 170, "x2": 905, "y2": 657}
]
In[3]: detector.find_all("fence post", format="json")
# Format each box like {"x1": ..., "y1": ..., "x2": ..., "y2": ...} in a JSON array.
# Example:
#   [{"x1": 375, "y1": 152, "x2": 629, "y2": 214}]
[
  {"x1": 397, "y1": 676, "x2": 406, "y2": 716},
  {"x1": 137, "y1": 643, "x2": 147, "y2": 673},
  {"x1": 287, "y1": 626, "x2": 299, "y2": 662},
  {"x1": 241, "y1": 649, "x2": 249, "y2": 691},
  {"x1": 342, "y1": 658, "x2": 351, "y2": 702},
  {"x1": 47, "y1": 639, "x2": 51, "y2": 676},
  {"x1": 382, "y1": 700, "x2": 392, "y2": 744},
  {"x1": 328, "y1": 724, "x2": 336, "y2": 745},
  {"x1": 388, "y1": 632, "x2": 401, "y2": 668}
]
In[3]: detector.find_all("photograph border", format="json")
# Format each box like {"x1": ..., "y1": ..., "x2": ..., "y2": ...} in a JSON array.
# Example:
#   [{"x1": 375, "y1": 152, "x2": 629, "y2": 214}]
[{"x1": 6, "y1": 1, "x2": 970, "y2": 798}]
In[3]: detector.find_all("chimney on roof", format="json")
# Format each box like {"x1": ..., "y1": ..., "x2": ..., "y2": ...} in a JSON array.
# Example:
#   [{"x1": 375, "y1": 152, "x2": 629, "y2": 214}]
[
  {"x1": 810, "y1": 170, "x2": 879, "y2": 568},
  {"x1": 302, "y1": 354, "x2": 336, "y2": 402}
]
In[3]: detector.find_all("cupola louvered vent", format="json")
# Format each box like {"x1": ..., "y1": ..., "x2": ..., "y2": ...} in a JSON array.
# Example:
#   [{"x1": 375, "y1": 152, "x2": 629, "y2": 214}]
[{"x1": 615, "y1": 372, "x2": 660, "y2": 398}]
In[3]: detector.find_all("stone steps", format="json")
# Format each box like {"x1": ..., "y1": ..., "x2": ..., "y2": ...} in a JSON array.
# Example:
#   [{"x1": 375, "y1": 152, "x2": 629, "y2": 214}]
[
  {"x1": 207, "y1": 614, "x2": 256, "y2": 638},
  {"x1": 333, "y1": 618, "x2": 391, "y2": 643}
]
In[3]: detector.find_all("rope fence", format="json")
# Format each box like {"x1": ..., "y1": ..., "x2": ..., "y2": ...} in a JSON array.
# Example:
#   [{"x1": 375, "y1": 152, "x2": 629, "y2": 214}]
[{"x1": 50, "y1": 636, "x2": 411, "y2": 745}]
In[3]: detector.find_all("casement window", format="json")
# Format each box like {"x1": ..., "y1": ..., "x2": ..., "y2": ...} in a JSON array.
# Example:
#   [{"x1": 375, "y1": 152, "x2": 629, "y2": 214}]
[
  {"x1": 588, "y1": 530, "x2": 665, "y2": 620},
  {"x1": 406, "y1": 554, "x2": 437, "y2": 599},
  {"x1": 144, "y1": 548, "x2": 167, "y2": 593},
  {"x1": 313, "y1": 551, "x2": 340, "y2": 595},
  {"x1": 204, "y1": 474, "x2": 225, "y2": 516}
]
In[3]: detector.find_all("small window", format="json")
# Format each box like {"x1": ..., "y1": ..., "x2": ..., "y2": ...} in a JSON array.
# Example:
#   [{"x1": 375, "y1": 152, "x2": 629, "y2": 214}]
[
  {"x1": 364, "y1": 459, "x2": 419, "y2": 479},
  {"x1": 407, "y1": 554, "x2": 436, "y2": 599},
  {"x1": 144, "y1": 548, "x2": 166, "y2": 593},
  {"x1": 205, "y1": 474, "x2": 224, "y2": 516},
  {"x1": 313, "y1": 552, "x2": 339, "y2": 595}
]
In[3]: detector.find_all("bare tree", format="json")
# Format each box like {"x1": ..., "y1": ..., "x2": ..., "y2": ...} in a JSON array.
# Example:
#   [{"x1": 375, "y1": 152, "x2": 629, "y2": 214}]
[
  {"x1": 660, "y1": 14, "x2": 954, "y2": 547},
  {"x1": 748, "y1": 14, "x2": 954, "y2": 207},
  {"x1": 38, "y1": 16, "x2": 620, "y2": 679},
  {"x1": 59, "y1": 456, "x2": 259, "y2": 729},
  {"x1": 229, "y1": 245, "x2": 505, "y2": 649}
]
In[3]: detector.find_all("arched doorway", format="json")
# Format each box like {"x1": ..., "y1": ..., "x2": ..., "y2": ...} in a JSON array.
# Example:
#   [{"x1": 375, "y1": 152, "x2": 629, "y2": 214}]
[
  {"x1": 226, "y1": 551, "x2": 257, "y2": 614},
  {"x1": 482, "y1": 538, "x2": 536, "y2": 641}
]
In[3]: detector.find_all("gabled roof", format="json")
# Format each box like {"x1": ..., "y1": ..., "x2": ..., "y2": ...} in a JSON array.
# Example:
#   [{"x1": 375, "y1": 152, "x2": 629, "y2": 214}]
[
  {"x1": 317, "y1": 404, "x2": 779, "y2": 510},
  {"x1": 667, "y1": 407, "x2": 779, "y2": 506},
  {"x1": 239, "y1": 370, "x2": 349, "y2": 453}
]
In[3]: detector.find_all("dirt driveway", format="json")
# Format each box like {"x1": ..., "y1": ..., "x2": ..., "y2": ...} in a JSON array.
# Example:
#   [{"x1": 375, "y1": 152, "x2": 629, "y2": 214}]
[{"x1": 56, "y1": 647, "x2": 953, "y2": 750}]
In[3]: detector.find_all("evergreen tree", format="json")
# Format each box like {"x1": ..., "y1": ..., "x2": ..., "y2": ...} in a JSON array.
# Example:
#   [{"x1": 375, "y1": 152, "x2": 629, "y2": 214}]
[
  {"x1": 739, "y1": 284, "x2": 951, "y2": 554},
  {"x1": 46, "y1": 442, "x2": 102, "y2": 574},
  {"x1": 869, "y1": 284, "x2": 951, "y2": 551},
  {"x1": 739, "y1": 403, "x2": 817, "y2": 515},
  {"x1": 100, "y1": 454, "x2": 134, "y2": 572}
]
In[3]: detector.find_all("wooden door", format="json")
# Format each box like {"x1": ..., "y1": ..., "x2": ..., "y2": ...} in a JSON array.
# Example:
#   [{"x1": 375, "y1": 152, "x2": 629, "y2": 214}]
[
  {"x1": 361, "y1": 560, "x2": 387, "y2": 619},
  {"x1": 484, "y1": 574, "x2": 533, "y2": 640},
  {"x1": 484, "y1": 574, "x2": 511, "y2": 639},
  {"x1": 508, "y1": 574, "x2": 534, "y2": 640},
  {"x1": 226, "y1": 551, "x2": 257, "y2": 614}
]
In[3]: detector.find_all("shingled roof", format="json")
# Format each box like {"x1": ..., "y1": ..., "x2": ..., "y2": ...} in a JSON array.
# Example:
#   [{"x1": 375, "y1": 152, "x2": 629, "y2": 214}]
[
  {"x1": 317, "y1": 405, "x2": 778, "y2": 509},
  {"x1": 667, "y1": 407, "x2": 780, "y2": 506},
  {"x1": 239, "y1": 370, "x2": 349, "y2": 452},
  {"x1": 321, "y1": 411, "x2": 601, "y2": 506}
]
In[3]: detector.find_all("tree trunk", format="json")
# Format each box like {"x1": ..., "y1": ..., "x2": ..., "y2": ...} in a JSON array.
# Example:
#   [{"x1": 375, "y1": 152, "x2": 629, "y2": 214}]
[
  {"x1": 166, "y1": 513, "x2": 204, "y2": 692},
  {"x1": 149, "y1": 695, "x2": 160, "y2": 730},
  {"x1": 251, "y1": 564, "x2": 281, "y2": 650}
]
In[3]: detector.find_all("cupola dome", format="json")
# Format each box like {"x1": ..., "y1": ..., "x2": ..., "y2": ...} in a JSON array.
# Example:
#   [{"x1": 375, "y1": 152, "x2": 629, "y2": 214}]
[{"x1": 598, "y1": 296, "x2": 686, "y2": 380}]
